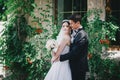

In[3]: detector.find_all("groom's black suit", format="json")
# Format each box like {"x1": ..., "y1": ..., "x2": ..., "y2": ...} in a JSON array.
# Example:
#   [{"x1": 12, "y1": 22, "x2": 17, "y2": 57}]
[{"x1": 60, "y1": 28, "x2": 89, "y2": 80}]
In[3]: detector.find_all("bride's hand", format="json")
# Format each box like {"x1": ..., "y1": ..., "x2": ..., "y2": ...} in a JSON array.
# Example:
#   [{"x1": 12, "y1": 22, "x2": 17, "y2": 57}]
[
  {"x1": 51, "y1": 57, "x2": 56, "y2": 64},
  {"x1": 51, "y1": 56, "x2": 59, "y2": 64},
  {"x1": 51, "y1": 51, "x2": 56, "y2": 57}
]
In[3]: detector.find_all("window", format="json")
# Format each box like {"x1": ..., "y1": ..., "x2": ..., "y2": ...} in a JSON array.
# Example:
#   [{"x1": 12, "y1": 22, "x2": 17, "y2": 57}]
[
  {"x1": 63, "y1": 0, "x2": 87, "y2": 18},
  {"x1": 55, "y1": 0, "x2": 87, "y2": 25}
]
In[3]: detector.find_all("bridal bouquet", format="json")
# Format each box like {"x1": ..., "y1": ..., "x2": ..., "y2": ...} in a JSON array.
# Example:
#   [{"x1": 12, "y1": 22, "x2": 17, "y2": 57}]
[{"x1": 45, "y1": 39, "x2": 58, "y2": 52}]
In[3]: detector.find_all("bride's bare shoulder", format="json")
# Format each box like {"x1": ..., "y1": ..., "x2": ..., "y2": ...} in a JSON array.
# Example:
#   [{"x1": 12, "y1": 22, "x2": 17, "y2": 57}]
[
  {"x1": 63, "y1": 35, "x2": 71, "y2": 45},
  {"x1": 63, "y1": 35, "x2": 70, "y2": 40}
]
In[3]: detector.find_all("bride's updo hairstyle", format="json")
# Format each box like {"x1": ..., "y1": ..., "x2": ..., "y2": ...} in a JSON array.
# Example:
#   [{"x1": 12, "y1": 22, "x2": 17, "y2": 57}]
[{"x1": 62, "y1": 19, "x2": 70, "y2": 26}]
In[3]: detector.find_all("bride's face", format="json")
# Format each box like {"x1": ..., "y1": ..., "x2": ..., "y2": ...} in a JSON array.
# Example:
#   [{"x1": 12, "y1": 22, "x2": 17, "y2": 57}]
[{"x1": 62, "y1": 22, "x2": 70, "y2": 34}]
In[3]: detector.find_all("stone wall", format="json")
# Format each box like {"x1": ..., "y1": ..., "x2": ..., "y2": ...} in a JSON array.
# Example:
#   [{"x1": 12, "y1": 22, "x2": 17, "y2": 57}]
[
  {"x1": 87, "y1": 0, "x2": 106, "y2": 21},
  {"x1": 28, "y1": 0, "x2": 53, "y2": 29}
]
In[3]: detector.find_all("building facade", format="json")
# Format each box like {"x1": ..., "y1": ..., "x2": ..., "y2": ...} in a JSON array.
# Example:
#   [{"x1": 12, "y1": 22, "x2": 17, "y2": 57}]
[{"x1": 0, "y1": 0, "x2": 120, "y2": 77}]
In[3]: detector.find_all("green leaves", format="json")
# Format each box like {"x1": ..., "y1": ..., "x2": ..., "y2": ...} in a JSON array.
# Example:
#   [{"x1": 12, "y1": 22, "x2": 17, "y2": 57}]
[
  {"x1": 0, "y1": 0, "x2": 58, "y2": 80},
  {"x1": 5, "y1": 0, "x2": 35, "y2": 16},
  {"x1": 0, "y1": 0, "x2": 37, "y2": 79},
  {"x1": 82, "y1": 9, "x2": 119, "y2": 80}
]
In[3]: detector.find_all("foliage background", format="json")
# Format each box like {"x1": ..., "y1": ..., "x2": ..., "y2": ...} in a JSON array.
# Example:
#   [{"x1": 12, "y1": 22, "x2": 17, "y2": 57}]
[
  {"x1": 0, "y1": 0, "x2": 7, "y2": 21},
  {"x1": 0, "y1": 0, "x2": 120, "y2": 80},
  {"x1": 82, "y1": 9, "x2": 120, "y2": 80},
  {"x1": 0, "y1": 0, "x2": 59, "y2": 80}
]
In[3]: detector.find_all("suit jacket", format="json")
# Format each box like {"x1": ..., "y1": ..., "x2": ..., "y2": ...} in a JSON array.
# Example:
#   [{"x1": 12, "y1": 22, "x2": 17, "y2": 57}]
[{"x1": 60, "y1": 28, "x2": 89, "y2": 80}]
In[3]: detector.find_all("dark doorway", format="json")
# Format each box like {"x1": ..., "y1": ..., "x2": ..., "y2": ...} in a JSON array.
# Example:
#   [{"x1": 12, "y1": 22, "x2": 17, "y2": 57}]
[{"x1": 107, "y1": 0, "x2": 120, "y2": 45}]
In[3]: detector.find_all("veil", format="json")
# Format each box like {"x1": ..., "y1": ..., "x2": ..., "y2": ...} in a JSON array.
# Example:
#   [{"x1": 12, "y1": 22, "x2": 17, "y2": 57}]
[
  {"x1": 56, "y1": 28, "x2": 64, "y2": 45},
  {"x1": 56, "y1": 19, "x2": 69, "y2": 44}
]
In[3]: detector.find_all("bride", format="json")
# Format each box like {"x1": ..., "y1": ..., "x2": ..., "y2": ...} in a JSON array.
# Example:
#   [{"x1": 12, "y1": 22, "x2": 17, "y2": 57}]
[{"x1": 44, "y1": 20, "x2": 72, "y2": 80}]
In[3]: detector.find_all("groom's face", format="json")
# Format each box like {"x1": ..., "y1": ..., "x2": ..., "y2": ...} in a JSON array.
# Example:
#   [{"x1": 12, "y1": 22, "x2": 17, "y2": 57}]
[{"x1": 69, "y1": 20, "x2": 79, "y2": 30}]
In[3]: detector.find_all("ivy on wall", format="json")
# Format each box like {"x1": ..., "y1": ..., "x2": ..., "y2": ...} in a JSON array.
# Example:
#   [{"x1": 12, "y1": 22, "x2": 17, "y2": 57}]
[
  {"x1": 0, "y1": 0, "x2": 58, "y2": 80},
  {"x1": 0, "y1": 0, "x2": 119, "y2": 80},
  {"x1": 0, "y1": 0, "x2": 7, "y2": 21}
]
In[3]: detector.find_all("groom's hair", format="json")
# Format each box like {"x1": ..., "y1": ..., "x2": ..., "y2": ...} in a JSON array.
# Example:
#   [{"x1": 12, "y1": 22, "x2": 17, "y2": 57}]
[{"x1": 69, "y1": 13, "x2": 81, "y2": 23}]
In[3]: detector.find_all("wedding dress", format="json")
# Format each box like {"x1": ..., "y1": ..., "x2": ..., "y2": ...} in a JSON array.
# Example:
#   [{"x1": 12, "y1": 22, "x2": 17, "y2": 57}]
[{"x1": 44, "y1": 30, "x2": 72, "y2": 80}]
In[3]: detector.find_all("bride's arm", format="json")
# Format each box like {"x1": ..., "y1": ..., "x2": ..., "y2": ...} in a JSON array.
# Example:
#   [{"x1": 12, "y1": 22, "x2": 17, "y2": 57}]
[{"x1": 52, "y1": 36, "x2": 70, "y2": 62}]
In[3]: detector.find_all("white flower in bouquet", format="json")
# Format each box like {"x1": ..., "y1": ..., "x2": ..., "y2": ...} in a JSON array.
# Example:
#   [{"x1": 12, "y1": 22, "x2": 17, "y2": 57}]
[{"x1": 46, "y1": 39, "x2": 58, "y2": 52}]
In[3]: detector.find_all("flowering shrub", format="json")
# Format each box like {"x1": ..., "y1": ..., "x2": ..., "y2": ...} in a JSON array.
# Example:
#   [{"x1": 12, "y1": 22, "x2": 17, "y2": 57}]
[{"x1": 82, "y1": 9, "x2": 119, "y2": 79}]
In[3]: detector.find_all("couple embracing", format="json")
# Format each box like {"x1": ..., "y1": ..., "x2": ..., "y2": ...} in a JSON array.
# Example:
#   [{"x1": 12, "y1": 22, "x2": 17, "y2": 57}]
[{"x1": 44, "y1": 13, "x2": 89, "y2": 80}]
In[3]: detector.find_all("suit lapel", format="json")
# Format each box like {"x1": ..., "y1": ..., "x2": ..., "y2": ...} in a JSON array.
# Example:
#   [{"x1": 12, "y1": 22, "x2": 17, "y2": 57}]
[
  {"x1": 73, "y1": 28, "x2": 83, "y2": 43},
  {"x1": 74, "y1": 28, "x2": 82, "y2": 38}
]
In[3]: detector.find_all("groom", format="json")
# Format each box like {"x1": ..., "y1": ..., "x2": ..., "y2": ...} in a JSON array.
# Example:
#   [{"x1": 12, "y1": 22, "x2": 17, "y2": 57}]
[{"x1": 60, "y1": 13, "x2": 89, "y2": 80}]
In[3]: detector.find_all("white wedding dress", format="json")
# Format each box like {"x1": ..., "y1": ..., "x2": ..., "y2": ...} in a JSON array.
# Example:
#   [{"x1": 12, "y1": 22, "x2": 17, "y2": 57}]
[{"x1": 44, "y1": 34, "x2": 72, "y2": 80}]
